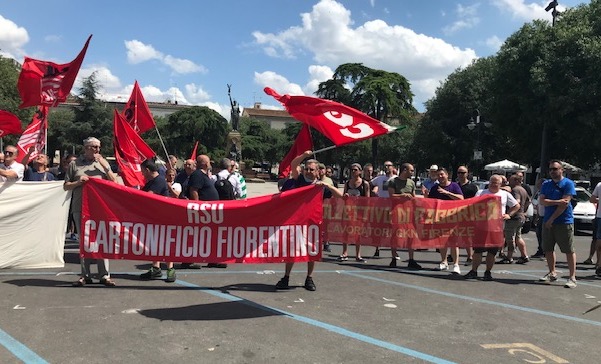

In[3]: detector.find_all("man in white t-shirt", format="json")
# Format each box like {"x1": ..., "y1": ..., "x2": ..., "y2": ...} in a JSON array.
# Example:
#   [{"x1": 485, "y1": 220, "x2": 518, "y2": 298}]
[
  {"x1": 464, "y1": 174, "x2": 519, "y2": 281},
  {"x1": 371, "y1": 161, "x2": 397, "y2": 198},
  {"x1": 0, "y1": 145, "x2": 25, "y2": 182}
]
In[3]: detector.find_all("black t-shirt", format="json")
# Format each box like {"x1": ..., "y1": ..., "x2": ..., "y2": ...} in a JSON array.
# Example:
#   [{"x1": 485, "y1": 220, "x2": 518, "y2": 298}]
[
  {"x1": 459, "y1": 181, "x2": 478, "y2": 199},
  {"x1": 187, "y1": 170, "x2": 219, "y2": 201},
  {"x1": 142, "y1": 176, "x2": 169, "y2": 196},
  {"x1": 293, "y1": 175, "x2": 332, "y2": 199}
]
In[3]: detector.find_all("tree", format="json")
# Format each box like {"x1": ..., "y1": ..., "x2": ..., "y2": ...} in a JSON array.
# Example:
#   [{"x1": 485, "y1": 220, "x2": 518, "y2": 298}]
[
  {"x1": 315, "y1": 63, "x2": 417, "y2": 165},
  {"x1": 238, "y1": 117, "x2": 285, "y2": 166},
  {"x1": 160, "y1": 106, "x2": 230, "y2": 160},
  {"x1": 47, "y1": 72, "x2": 112, "y2": 155},
  {"x1": 0, "y1": 56, "x2": 33, "y2": 144}
]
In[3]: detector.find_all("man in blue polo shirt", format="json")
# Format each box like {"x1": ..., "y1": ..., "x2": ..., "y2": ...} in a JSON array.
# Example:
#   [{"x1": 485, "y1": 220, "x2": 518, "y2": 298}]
[{"x1": 538, "y1": 160, "x2": 577, "y2": 288}]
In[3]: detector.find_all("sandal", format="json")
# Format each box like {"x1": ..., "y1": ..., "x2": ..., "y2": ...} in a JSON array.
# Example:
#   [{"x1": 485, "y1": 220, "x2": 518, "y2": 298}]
[
  {"x1": 72, "y1": 277, "x2": 93, "y2": 287},
  {"x1": 100, "y1": 278, "x2": 116, "y2": 287}
]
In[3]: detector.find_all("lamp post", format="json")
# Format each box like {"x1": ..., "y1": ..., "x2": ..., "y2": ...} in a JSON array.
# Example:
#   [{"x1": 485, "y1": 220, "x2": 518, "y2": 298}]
[
  {"x1": 539, "y1": 0, "x2": 560, "y2": 178},
  {"x1": 467, "y1": 109, "x2": 491, "y2": 177}
]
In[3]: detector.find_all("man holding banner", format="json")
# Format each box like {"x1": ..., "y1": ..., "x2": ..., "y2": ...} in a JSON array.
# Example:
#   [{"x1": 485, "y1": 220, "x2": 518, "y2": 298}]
[
  {"x1": 275, "y1": 150, "x2": 342, "y2": 291},
  {"x1": 65, "y1": 137, "x2": 117, "y2": 287}
]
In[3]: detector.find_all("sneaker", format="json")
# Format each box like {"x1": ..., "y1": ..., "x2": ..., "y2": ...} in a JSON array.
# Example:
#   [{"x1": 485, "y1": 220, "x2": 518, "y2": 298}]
[
  {"x1": 407, "y1": 259, "x2": 422, "y2": 270},
  {"x1": 373, "y1": 248, "x2": 380, "y2": 257},
  {"x1": 497, "y1": 257, "x2": 513, "y2": 264},
  {"x1": 532, "y1": 251, "x2": 545, "y2": 259},
  {"x1": 337, "y1": 255, "x2": 348, "y2": 262},
  {"x1": 516, "y1": 256, "x2": 530, "y2": 264},
  {"x1": 539, "y1": 272, "x2": 558, "y2": 282},
  {"x1": 275, "y1": 276, "x2": 290, "y2": 289},
  {"x1": 140, "y1": 267, "x2": 162, "y2": 279},
  {"x1": 304, "y1": 277, "x2": 316, "y2": 291},
  {"x1": 595, "y1": 266, "x2": 601, "y2": 277},
  {"x1": 355, "y1": 257, "x2": 367, "y2": 263},
  {"x1": 452, "y1": 264, "x2": 461, "y2": 274},
  {"x1": 564, "y1": 278, "x2": 577, "y2": 288},
  {"x1": 323, "y1": 243, "x2": 331, "y2": 252},
  {"x1": 165, "y1": 268, "x2": 177, "y2": 283},
  {"x1": 180, "y1": 263, "x2": 202, "y2": 269},
  {"x1": 463, "y1": 258, "x2": 473, "y2": 266},
  {"x1": 389, "y1": 258, "x2": 397, "y2": 268},
  {"x1": 464, "y1": 270, "x2": 478, "y2": 279},
  {"x1": 436, "y1": 262, "x2": 449, "y2": 271},
  {"x1": 582, "y1": 258, "x2": 594, "y2": 265},
  {"x1": 483, "y1": 270, "x2": 493, "y2": 281}
]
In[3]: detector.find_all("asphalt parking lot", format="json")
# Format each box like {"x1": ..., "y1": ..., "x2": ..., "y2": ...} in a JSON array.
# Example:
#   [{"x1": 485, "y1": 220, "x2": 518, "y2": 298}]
[{"x1": 1, "y1": 181, "x2": 600, "y2": 364}]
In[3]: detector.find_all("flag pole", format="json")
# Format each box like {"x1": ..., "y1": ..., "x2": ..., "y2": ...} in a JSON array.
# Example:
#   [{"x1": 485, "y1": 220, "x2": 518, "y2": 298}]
[
  {"x1": 312, "y1": 145, "x2": 337, "y2": 155},
  {"x1": 154, "y1": 126, "x2": 172, "y2": 168}
]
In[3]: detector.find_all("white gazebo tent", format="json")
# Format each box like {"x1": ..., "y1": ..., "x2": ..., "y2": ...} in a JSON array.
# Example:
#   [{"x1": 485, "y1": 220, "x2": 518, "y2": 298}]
[{"x1": 484, "y1": 159, "x2": 527, "y2": 172}]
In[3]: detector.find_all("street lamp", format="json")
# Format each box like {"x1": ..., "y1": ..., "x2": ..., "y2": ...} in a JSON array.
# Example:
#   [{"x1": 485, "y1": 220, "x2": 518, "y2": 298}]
[
  {"x1": 467, "y1": 109, "x2": 491, "y2": 162},
  {"x1": 538, "y1": 1, "x2": 560, "y2": 178}
]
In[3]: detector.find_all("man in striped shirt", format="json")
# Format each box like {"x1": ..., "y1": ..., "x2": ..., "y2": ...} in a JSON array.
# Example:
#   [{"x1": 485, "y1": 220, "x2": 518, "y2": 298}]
[{"x1": 233, "y1": 161, "x2": 246, "y2": 199}]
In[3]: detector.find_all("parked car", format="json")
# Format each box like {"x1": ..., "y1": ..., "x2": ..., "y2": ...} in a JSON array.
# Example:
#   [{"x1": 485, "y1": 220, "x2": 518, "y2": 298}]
[
  {"x1": 533, "y1": 186, "x2": 596, "y2": 230},
  {"x1": 473, "y1": 180, "x2": 488, "y2": 190}
]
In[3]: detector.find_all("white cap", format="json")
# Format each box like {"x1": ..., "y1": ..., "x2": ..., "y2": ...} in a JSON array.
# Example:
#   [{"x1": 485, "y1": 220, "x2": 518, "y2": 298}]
[{"x1": 429, "y1": 164, "x2": 438, "y2": 171}]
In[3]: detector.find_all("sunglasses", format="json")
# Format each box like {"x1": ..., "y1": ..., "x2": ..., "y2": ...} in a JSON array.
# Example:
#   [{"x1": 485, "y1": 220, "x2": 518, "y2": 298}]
[
  {"x1": 549, "y1": 167, "x2": 560, "y2": 171},
  {"x1": 457, "y1": 171, "x2": 467, "y2": 174},
  {"x1": 304, "y1": 168, "x2": 316, "y2": 172},
  {"x1": 351, "y1": 168, "x2": 360, "y2": 172},
  {"x1": 3, "y1": 151, "x2": 14, "y2": 156},
  {"x1": 384, "y1": 164, "x2": 393, "y2": 167}
]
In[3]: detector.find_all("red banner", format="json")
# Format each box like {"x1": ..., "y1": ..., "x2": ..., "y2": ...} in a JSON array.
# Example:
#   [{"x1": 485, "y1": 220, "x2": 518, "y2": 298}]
[
  {"x1": 122, "y1": 80, "x2": 156, "y2": 133},
  {"x1": 323, "y1": 196, "x2": 504, "y2": 249},
  {"x1": 18, "y1": 35, "x2": 91, "y2": 108},
  {"x1": 81, "y1": 179, "x2": 323, "y2": 263},
  {"x1": 264, "y1": 87, "x2": 398, "y2": 147}
]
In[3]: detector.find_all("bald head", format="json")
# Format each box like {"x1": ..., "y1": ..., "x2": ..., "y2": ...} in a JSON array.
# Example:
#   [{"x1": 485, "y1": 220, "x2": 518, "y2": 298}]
[{"x1": 196, "y1": 155, "x2": 211, "y2": 172}]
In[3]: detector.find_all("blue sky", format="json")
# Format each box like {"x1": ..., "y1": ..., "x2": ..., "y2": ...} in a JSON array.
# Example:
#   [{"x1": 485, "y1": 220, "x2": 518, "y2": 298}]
[{"x1": 0, "y1": 0, "x2": 589, "y2": 117}]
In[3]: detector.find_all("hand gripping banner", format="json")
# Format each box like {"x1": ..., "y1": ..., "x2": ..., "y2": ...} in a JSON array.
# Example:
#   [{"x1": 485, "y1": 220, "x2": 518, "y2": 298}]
[{"x1": 81, "y1": 179, "x2": 323, "y2": 263}]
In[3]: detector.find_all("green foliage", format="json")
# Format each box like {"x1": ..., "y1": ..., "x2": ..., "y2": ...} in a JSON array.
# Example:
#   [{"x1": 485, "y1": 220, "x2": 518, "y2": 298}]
[
  {"x1": 160, "y1": 106, "x2": 229, "y2": 160},
  {"x1": 0, "y1": 56, "x2": 33, "y2": 144},
  {"x1": 239, "y1": 117, "x2": 285, "y2": 166}
]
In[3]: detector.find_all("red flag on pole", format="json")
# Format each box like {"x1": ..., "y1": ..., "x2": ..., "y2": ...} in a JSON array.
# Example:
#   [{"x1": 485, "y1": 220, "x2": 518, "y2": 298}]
[
  {"x1": 278, "y1": 124, "x2": 313, "y2": 178},
  {"x1": 264, "y1": 87, "x2": 398, "y2": 147},
  {"x1": 0, "y1": 110, "x2": 23, "y2": 137},
  {"x1": 17, "y1": 106, "x2": 48, "y2": 162},
  {"x1": 113, "y1": 109, "x2": 156, "y2": 187},
  {"x1": 122, "y1": 80, "x2": 156, "y2": 134},
  {"x1": 17, "y1": 35, "x2": 92, "y2": 109},
  {"x1": 190, "y1": 140, "x2": 199, "y2": 160}
]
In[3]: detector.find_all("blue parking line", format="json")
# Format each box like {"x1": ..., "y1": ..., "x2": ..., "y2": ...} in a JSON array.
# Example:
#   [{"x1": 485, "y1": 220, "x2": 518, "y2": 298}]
[
  {"x1": 342, "y1": 271, "x2": 601, "y2": 327},
  {"x1": 175, "y1": 279, "x2": 457, "y2": 364},
  {"x1": 0, "y1": 328, "x2": 48, "y2": 364}
]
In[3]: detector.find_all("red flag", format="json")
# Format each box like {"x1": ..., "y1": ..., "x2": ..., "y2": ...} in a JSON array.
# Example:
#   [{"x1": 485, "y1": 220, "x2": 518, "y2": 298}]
[
  {"x1": 190, "y1": 140, "x2": 199, "y2": 160},
  {"x1": 278, "y1": 124, "x2": 313, "y2": 178},
  {"x1": 0, "y1": 110, "x2": 23, "y2": 137},
  {"x1": 264, "y1": 87, "x2": 398, "y2": 147},
  {"x1": 113, "y1": 110, "x2": 156, "y2": 187},
  {"x1": 17, "y1": 106, "x2": 48, "y2": 162},
  {"x1": 122, "y1": 81, "x2": 156, "y2": 134},
  {"x1": 17, "y1": 35, "x2": 92, "y2": 108}
]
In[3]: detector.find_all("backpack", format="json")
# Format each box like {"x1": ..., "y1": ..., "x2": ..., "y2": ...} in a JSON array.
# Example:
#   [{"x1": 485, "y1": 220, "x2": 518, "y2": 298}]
[{"x1": 215, "y1": 173, "x2": 236, "y2": 200}]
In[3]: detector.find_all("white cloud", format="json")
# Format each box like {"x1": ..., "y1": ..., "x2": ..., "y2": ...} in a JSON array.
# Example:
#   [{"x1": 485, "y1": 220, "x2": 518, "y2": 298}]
[
  {"x1": 304, "y1": 65, "x2": 334, "y2": 95},
  {"x1": 44, "y1": 35, "x2": 62, "y2": 43},
  {"x1": 443, "y1": 4, "x2": 480, "y2": 35},
  {"x1": 484, "y1": 35, "x2": 504, "y2": 51},
  {"x1": 185, "y1": 83, "x2": 211, "y2": 103},
  {"x1": 124, "y1": 39, "x2": 206, "y2": 74},
  {"x1": 0, "y1": 15, "x2": 29, "y2": 59},
  {"x1": 493, "y1": 0, "x2": 566, "y2": 21},
  {"x1": 252, "y1": 0, "x2": 477, "y2": 109},
  {"x1": 254, "y1": 71, "x2": 304, "y2": 95}
]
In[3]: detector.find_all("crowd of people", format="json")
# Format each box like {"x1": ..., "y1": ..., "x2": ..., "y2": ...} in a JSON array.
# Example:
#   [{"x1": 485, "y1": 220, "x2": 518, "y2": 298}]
[{"x1": 2, "y1": 140, "x2": 600, "y2": 292}]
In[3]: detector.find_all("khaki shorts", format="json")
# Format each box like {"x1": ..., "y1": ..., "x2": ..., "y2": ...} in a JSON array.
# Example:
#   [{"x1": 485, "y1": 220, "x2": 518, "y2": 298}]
[
  {"x1": 503, "y1": 219, "x2": 523, "y2": 251},
  {"x1": 542, "y1": 224, "x2": 575, "y2": 254}
]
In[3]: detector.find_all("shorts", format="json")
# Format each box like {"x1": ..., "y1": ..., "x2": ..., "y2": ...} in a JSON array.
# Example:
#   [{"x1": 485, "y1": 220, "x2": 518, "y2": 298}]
[
  {"x1": 503, "y1": 219, "x2": 523, "y2": 251},
  {"x1": 595, "y1": 218, "x2": 601, "y2": 240},
  {"x1": 474, "y1": 247, "x2": 499, "y2": 255},
  {"x1": 542, "y1": 224, "x2": 574, "y2": 254}
]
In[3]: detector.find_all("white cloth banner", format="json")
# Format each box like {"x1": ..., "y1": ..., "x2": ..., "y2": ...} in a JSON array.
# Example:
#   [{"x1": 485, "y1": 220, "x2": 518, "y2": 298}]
[{"x1": 0, "y1": 181, "x2": 71, "y2": 268}]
